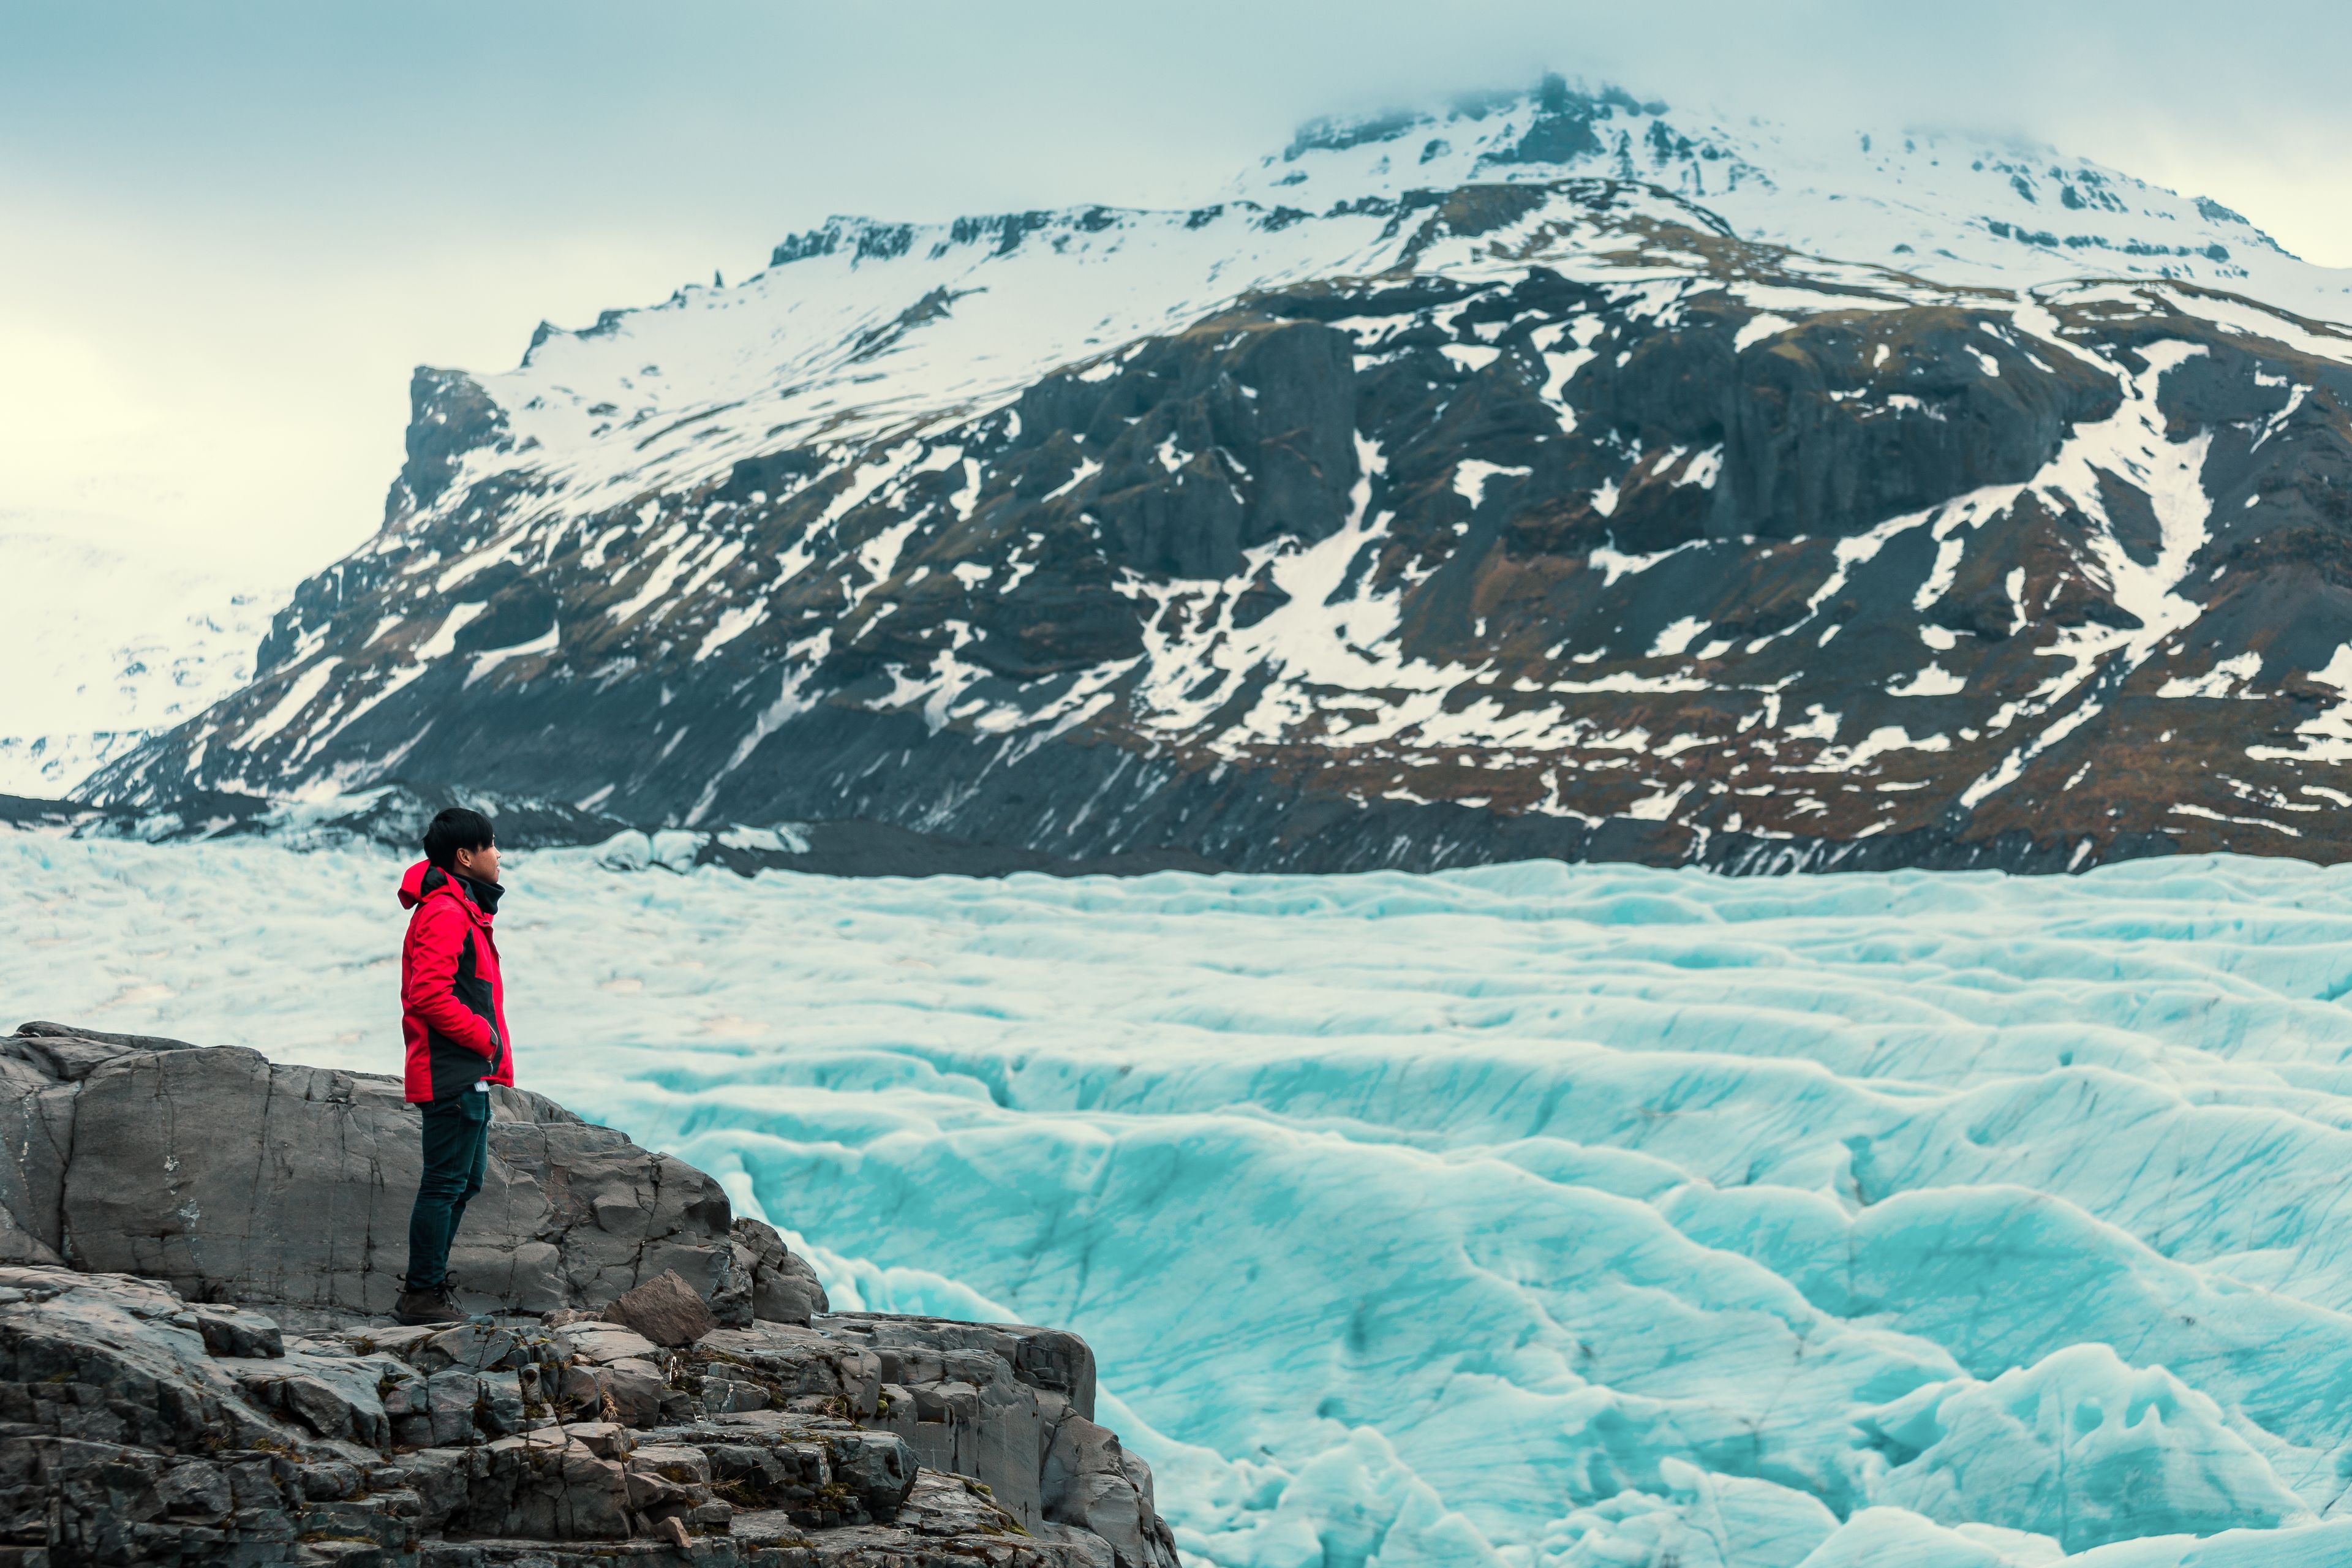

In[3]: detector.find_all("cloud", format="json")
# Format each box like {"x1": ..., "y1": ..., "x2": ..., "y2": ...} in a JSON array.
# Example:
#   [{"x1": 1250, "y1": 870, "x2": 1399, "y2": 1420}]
[
  {"x1": 10, "y1": 2, "x2": 2348, "y2": 246},
  {"x1": 1, "y1": 0, "x2": 2346, "y2": 597}
]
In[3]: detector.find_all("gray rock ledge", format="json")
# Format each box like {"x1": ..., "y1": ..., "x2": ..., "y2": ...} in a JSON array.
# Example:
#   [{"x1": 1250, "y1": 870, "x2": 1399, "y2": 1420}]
[{"x1": 0, "y1": 1022, "x2": 1180, "y2": 1567}]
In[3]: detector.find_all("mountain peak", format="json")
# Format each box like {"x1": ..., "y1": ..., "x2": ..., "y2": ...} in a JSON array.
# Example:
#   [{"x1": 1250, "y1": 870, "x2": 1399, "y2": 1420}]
[{"x1": 1235, "y1": 75, "x2": 2343, "y2": 314}]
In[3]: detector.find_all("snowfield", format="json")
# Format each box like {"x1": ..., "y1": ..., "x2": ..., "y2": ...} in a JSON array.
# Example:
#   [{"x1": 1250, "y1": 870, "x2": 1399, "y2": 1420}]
[{"x1": 9, "y1": 833, "x2": 2352, "y2": 1567}]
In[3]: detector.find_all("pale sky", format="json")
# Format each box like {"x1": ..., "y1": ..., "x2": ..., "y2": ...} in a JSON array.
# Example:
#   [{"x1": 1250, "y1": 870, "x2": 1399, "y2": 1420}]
[{"x1": 6, "y1": 0, "x2": 2350, "y2": 589}]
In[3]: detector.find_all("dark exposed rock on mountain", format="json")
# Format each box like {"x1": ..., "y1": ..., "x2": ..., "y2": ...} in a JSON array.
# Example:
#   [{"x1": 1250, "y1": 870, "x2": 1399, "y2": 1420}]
[
  {"x1": 1, "y1": 1022, "x2": 1177, "y2": 1566},
  {"x1": 85, "y1": 85, "x2": 2352, "y2": 873}
]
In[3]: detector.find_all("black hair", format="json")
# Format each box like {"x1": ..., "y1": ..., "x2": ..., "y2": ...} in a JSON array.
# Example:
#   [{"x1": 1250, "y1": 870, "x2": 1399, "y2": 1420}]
[{"x1": 423, "y1": 807, "x2": 496, "y2": 871}]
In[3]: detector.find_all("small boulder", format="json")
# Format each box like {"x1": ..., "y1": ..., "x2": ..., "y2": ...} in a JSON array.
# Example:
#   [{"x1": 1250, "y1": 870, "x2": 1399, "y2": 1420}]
[
  {"x1": 731, "y1": 1217, "x2": 829, "y2": 1325},
  {"x1": 426, "y1": 1370, "x2": 483, "y2": 1446},
  {"x1": 594, "y1": 1358, "x2": 668, "y2": 1427},
  {"x1": 155, "y1": 1458, "x2": 233, "y2": 1521},
  {"x1": 377, "y1": 1362, "x2": 428, "y2": 1419},
  {"x1": 187, "y1": 1303, "x2": 284, "y2": 1359},
  {"x1": 560, "y1": 1420, "x2": 635, "y2": 1459},
  {"x1": 478, "y1": 1368, "x2": 529, "y2": 1434},
  {"x1": 832, "y1": 1430, "x2": 921, "y2": 1517},
  {"x1": 601, "y1": 1268, "x2": 714, "y2": 1347},
  {"x1": 295, "y1": 1460, "x2": 363, "y2": 1501},
  {"x1": 344, "y1": 1323, "x2": 443, "y2": 1359},
  {"x1": 415, "y1": 1322, "x2": 527, "y2": 1374},
  {"x1": 462, "y1": 1432, "x2": 631, "y2": 1540},
  {"x1": 1043, "y1": 1410, "x2": 1178, "y2": 1567},
  {"x1": 557, "y1": 1362, "x2": 604, "y2": 1412},
  {"x1": 230, "y1": 1352, "x2": 397, "y2": 1448},
  {"x1": 627, "y1": 1444, "x2": 712, "y2": 1488},
  {"x1": 554, "y1": 1321, "x2": 660, "y2": 1365},
  {"x1": 625, "y1": 1467, "x2": 696, "y2": 1512},
  {"x1": 400, "y1": 1448, "x2": 470, "y2": 1530},
  {"x1": 703, "y1": 1372, "x2": 771, "y2": 1413}
]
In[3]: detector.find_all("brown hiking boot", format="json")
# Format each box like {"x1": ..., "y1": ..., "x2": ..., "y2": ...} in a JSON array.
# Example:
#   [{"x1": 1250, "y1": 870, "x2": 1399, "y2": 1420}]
[{"x1": 393, "y1": 1284, "x2": 463, "y2": 1326}]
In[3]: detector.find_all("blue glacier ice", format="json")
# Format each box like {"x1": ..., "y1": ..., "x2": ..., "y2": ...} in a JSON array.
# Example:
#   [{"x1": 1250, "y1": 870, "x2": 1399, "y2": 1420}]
[{"x1": 8, "y1": 834, "x2": 2352, "y2": 1566}]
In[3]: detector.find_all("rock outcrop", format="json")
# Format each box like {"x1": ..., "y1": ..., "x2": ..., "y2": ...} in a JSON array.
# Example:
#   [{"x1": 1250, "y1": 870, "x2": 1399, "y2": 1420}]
[
  {"x1": 0, "y1": 1020, "x2": 819, "y2": 1328},
  {"x1": 0, "y1": 1022, "x2": 1180, "y2": 1567}
]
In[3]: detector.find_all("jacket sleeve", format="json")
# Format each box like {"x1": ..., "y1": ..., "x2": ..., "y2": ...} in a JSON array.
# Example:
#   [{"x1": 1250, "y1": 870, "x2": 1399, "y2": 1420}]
[{"x1": 403, "y1": 903, "x2": 499, "y2": 1059}]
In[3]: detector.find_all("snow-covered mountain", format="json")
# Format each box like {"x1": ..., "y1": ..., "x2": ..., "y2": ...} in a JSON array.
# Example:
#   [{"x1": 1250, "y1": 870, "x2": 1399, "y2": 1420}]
[
  {"x1": 88, "y1": 79, "x2": 2352, "y2": 872},
  {"x1": 0, "y1": 522, "x2": 282, "y2": 798}
]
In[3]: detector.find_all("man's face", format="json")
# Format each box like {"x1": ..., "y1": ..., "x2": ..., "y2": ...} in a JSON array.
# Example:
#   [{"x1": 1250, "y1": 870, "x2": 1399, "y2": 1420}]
[{"x1": 453, "y1": 842, "x2": 502, "y2": 884}]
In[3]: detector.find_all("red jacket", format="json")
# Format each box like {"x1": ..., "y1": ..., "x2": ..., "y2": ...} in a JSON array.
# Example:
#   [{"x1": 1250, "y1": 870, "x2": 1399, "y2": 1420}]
[{"x1": 399, "y1": 861, "x2": 514, "y2": 1103}]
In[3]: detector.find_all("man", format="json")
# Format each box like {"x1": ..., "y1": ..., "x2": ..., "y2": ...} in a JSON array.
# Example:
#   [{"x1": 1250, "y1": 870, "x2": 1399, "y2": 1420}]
[{"x1": 393, "y1": 806, "x2": 515, "y2": 1326}]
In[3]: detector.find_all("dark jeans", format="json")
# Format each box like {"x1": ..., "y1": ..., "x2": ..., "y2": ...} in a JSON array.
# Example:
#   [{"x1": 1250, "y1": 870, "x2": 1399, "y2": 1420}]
[{"x1": 405, "y1": 1090, "x2": 489, "y2": 1292}]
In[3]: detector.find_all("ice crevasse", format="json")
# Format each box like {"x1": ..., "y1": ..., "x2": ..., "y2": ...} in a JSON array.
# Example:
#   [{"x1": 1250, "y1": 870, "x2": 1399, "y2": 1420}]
[{"x1": 10, "y1": 834, "x2": 2352, "y2": 1566}]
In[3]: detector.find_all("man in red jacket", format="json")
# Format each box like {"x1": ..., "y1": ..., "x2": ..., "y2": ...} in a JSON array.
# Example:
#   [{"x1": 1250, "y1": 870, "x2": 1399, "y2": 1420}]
[{"x1": 394, "y1": 806, "x2": 516, "y2": 1325}]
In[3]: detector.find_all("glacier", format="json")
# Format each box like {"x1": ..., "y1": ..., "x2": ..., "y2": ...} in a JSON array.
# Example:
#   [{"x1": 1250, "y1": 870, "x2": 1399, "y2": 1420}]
[{"x1": 8, "y1": 831, "x2": 2352, "y2": 1566}]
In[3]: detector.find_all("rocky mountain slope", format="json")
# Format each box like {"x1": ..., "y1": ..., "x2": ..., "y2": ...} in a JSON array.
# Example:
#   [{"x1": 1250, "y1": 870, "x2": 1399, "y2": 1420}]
[
  {"x1": 0, "y1": 1020, "x2": 1177, "y2": 1566},
  {"x1": 86, "y1": 80, "x2": 2352, "y2": 873}
]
